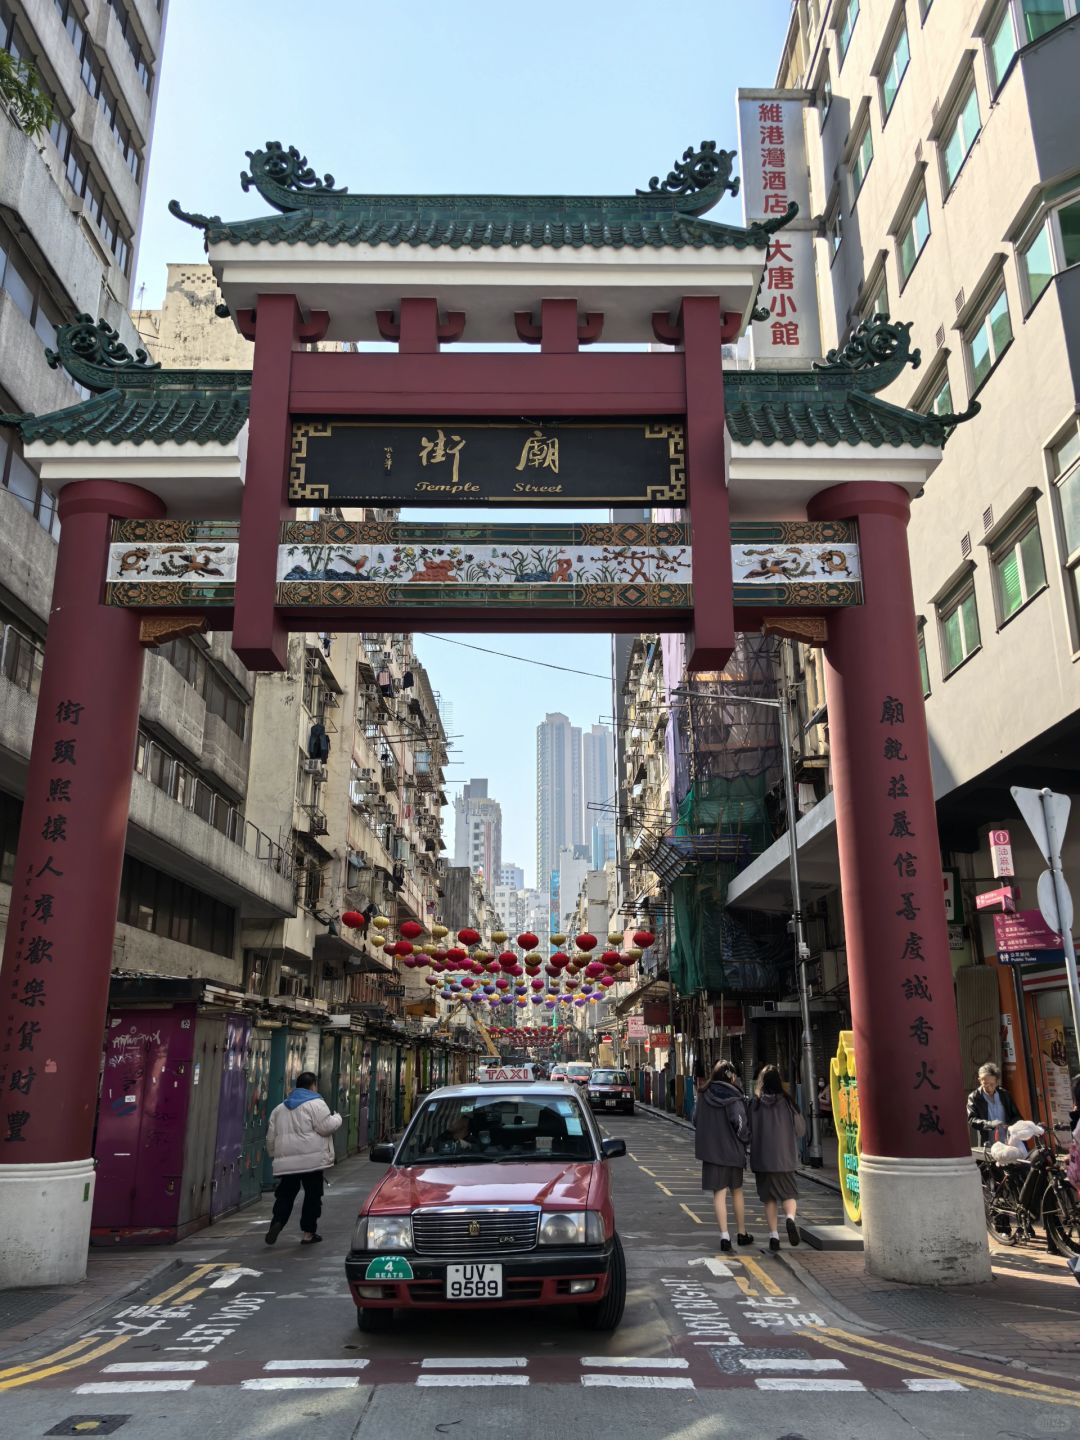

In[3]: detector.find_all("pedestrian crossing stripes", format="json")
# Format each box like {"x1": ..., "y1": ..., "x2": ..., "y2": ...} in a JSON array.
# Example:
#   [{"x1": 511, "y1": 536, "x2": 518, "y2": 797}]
[{"x1": 56, "y1": 1350, "x2": 978, "y2": 1396}]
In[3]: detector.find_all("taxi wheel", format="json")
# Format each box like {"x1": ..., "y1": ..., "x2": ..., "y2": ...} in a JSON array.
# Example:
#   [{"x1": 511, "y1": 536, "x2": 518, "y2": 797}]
[
  {"x1": 579, "y1": 1233, "x2": 626, "y2": 1331},
  {"x1": 356, "y1": 1305, "x2": 395, "y2": 1333}
]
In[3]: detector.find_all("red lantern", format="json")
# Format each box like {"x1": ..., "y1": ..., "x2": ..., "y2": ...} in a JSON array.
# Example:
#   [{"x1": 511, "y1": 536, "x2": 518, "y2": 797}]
[
  {"x1": 400, "y1": 920, "x2": 424, "y2": 941},
  {"x1": 517, "y1": 932, "x2": 539, "y2": 952},
  {"x1": 395, "y1": 940, "x2": 414, "y2": 957},
  {"x1": 545, "y1": 964, "x2": 559, "y2": 977},
  {"x1": 576, "y1": 933, "x2": 598, "y2": 952},
  {"x1": 550, "y1": 952, "x2": 570, "y2": 969},
  {"x1": 446, "y1": 947, "x2": 467, "y2": 964},
  {"x1": 458, "y1": 927, "x2": 481, "y2": 946},
  {"x1": 633, "y1": 929, "x2": 656, "y2": 949},
  {"x1": 601, "y1": 949, "x2": 621, "y2": 966},
  {"x1": 341, "y1": 910, "x2": 365, "y2": 929},
  {"x1": 498, "y1": 951, "x2": 518, "y2": 972}
]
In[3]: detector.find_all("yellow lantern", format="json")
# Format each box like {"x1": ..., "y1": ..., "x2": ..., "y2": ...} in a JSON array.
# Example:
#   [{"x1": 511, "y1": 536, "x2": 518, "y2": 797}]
[
  {"x1": 372, "y1": 915, "x2": 391, "y2": 930},
  {"x1": 369, "y1": 933, "x2": 387, "y2": 948},
  {"x1": 627, "y1": 947, "x2": 643, "y2": 961},
  {"x1": 491, "y1": 931, "x2": 508, "y2": 945},
  {"x1": 550, "y1": 933, "x2": 567, "y2": 946},
  {"x1": 607, "y1": 931, "x2": 624, "y2": 945},
  {"x1": 431, "y1": 923, "x2": 449, "y2": 939},
  {"x1": 524, "y1": 951, "x2": 542, "y2": 965}
]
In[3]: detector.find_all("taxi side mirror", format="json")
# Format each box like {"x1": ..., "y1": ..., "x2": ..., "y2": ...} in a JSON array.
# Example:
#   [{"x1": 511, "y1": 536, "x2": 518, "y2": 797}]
[
  {"x1": 370, "y1": 1142, "x2": 396, "y2": 1163},
  {"x1": 601, "y1": 1138, "x2": 626, "y2": 1159}
]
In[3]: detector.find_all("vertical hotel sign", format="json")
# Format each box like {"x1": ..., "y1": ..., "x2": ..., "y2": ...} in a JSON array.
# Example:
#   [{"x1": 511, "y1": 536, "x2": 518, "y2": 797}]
[{"x1": 736, "y1": 89, "x2": 821, "y2": 365}]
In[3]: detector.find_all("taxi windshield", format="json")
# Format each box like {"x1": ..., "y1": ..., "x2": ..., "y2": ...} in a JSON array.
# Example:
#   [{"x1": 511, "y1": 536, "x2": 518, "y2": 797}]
[
  {"x1": 397, "y1": 1094, "x2": 596, "y2": 1166},
  {"x1": 590, "y1": 1071, "x2": 630, "y2": 1085}
]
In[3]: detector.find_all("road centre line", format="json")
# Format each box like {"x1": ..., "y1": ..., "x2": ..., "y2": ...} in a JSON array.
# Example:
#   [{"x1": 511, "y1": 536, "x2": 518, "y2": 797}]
[
  {"x1": 806, "y1": 1330, "x2": 1080, "y2": 1409},
  {"x1": 264, "y1": 1359, "x2": 370, "y2": 1370},
  {"x1": 581, "y1": 1375, "x2": 695, "y2": 1389},
  {"x1": 416, "y1": 1375, "x2": 530, "y2": 1387},
  {"x1": 76, "y1": 1380, "x2": 196, "y2": 1394},
  {"x1": 104, "y1": 1362, "x2": 209, "y2": 1373},
  {"x1": 242, "y1": 1376, "x2": 361, "y2": 1391},
  {"x1": 0, "y1": 1336, "x2": 129, "y2": 1391},
  {"x1": 580, "y1": 1357, "x2": 689, "y2": 1369},
  {"x1": 420, "y1": 1358, "x2": 527, "y2": 1369},
  {"x1": 755, "y1": 1377, "x2": 866, "y2": 1392}
]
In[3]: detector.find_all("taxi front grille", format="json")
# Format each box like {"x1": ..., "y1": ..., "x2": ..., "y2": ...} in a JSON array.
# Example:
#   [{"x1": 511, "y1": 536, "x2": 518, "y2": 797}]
[{"x1": 412, "y1": 1208, "x2": 540, "y2": 1256}]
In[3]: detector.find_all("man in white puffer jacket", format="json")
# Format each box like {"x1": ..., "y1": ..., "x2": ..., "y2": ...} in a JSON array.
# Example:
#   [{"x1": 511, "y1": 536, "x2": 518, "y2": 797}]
[{"x1": 265, "y1": 1072, "x2": 342, "y2": 1246}]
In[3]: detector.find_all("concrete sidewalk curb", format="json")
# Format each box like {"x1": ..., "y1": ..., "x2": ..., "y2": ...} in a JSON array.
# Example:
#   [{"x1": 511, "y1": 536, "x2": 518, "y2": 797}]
[
  {"x1": 0, "y1": 1253, "x2": 182, "y2": 1368},
  {"x1": 773, "y1": 1248, "x2": 1080, "y2": 1386},
  {"x1": 635, "y1": 1098, "x2": 843, "y2": 1196}
]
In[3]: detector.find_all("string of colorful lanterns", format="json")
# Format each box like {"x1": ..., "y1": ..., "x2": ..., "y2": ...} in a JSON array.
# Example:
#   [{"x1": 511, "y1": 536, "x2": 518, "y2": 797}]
[{"x1": 338, "y1": 913, "x2": 657, "y2": 1015}]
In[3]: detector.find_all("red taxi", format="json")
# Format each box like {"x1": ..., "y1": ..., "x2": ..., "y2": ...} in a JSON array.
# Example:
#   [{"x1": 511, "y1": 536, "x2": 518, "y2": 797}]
[
  {"x1": 346, "y1": 1082, "x2": 626, "y2": 1332},
  {"x1": 586, "y1": 1068, "x2": 635, "y2": 1116},
  {"x1": 564, "y1": 1061, "x2": 593, "y2": 1088}
]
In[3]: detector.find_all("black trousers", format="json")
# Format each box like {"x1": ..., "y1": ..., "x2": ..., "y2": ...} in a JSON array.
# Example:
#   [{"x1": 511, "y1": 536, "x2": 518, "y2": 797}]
[{"x1": 272, "y1": 1170, "x2": 325, "y2": 1233}]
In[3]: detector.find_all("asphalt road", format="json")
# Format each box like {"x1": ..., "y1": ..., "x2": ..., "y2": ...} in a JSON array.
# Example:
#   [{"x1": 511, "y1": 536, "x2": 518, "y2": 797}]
[{"x1": 4, "y1": 1108, "x2": 1080, "y2": 1439}]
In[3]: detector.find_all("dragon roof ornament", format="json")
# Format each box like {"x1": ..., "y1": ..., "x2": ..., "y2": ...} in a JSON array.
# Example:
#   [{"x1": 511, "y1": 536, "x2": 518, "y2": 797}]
[
  {"x1": 44, "y1": 314, "x2": 250, "y2": 395},
  {"x1": 168, "y1": 139, "x2": 799, "y2": 253},
  {"x1": 811, "y1": 315, "x2": 921, "y2": 393}
]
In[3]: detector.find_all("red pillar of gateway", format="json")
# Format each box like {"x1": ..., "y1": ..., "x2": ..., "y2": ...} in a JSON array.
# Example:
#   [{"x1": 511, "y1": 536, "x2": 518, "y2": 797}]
[
  {"x1": 0, "y1": 481, "x2": 164, "y2": 1163},
  {"x1": 808, "y1": 483, "x2": 988, "y2": 1281}
]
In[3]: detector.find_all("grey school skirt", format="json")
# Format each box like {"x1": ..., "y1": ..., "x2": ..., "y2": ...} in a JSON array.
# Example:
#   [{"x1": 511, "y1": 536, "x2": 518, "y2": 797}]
[
  {"x1": 702, "y1": 1162, "x2": 745, "y2": 1192},
  {"x1": 754, "y1": 1170, "x2": 799, "y2": 1203}
]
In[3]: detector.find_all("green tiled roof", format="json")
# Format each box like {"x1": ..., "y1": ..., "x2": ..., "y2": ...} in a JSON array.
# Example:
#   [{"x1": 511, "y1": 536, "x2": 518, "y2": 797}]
[
  {"x1": 169, "y1": 140, "x2": 794, "y2": 254},
  {"x1": 16, "y1": 386, "x2": 251, "y2": 446},
  {"x1": 724, "y1": 380, "x2": 956, "y2": 449},
  {"x1": 3, "y1": 314, "x2": 976, "y2": 452}
]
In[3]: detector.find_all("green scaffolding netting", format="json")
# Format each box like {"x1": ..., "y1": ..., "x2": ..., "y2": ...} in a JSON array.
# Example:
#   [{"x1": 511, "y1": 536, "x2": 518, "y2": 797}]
[{"x1": 668, "y1": 782, "x2": 792, "y2": 997}]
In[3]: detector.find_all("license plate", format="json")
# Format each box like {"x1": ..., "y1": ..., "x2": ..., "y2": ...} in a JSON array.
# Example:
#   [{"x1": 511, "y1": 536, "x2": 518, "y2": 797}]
[
  {"x1": 605, "y1": 1099, "x2": 617, "y2": 1107},
  {"x1": 446, "y1": 1263, "x2": 503, "y2": 1299}
]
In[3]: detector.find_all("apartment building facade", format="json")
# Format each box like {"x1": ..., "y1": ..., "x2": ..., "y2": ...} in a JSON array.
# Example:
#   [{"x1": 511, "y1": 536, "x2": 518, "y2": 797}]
[{"x1": 729, "y1": 0, "x2": 1080, "y2": 1123}]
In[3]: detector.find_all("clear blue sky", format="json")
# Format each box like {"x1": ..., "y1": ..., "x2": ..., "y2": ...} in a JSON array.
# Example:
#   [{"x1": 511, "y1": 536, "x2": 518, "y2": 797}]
[{"x1": 135, "y1": 0, "x2": 792, "y2": 886}]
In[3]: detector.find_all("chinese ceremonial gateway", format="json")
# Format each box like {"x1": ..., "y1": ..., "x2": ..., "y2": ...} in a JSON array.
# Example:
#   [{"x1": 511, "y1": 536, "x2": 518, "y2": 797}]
[{"x1": 0, "y1": 133, "x2": 989, "y2": 1292}]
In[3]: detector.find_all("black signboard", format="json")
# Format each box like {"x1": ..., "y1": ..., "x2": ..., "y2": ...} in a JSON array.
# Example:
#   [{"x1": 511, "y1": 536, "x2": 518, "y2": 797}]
[{"x1": 288, "y1": 418, "x2": 686, "y2": 507}]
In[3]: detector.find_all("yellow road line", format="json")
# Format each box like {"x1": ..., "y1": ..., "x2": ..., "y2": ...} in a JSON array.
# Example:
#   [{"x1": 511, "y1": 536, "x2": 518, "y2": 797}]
[
  {"x1": 0, "y1": 1335, "x2": 130, "y2": 1391},
  {"x1": 638, "y1": 1166, "x2": 657, "y2": 1177},
  {"x1": 737, "y1": 1254, "x2": 785, "y2": 1296},
  {"x1": 679, "y1": 1204, "x2": 703, "y2": 1224},
  {"x1": 655, "y1": 1182, "x2": 673, "y2": 1196},
  {"x1": 734, "y1": 1275, "x2": 758, "y2": 1299},
  {"x1": 817, "y1": 1327, "x2": 1080, "y2": 1400},
  {"x1": 149, "y1": 1262, "x2": 232, "y2": 1306},
  {"x1": 0, "y1": 1335, "x2": 99, "y2": 1380},
  {"x1": 806, "y1": 1330, "x2": 1080, "y2": 1409},
  {"x1": 172, "y1": 1287, "x2": 206, "y2": 1305}
]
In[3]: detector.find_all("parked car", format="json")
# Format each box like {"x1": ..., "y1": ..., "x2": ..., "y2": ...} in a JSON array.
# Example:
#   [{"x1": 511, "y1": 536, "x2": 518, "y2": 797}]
[
  {"x1": 586, "y1": 1069, "x2": 635, "y2": 1116},
  {"x1": 564, "y1": 1062, "x2": 593, "y2": 1087},
  {"x1": 346, "y1": 1082, "x2": 627, "y2": 1332}
]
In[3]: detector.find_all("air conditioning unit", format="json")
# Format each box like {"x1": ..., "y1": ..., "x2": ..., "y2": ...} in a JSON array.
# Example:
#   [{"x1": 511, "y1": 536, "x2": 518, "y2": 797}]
[
  {"x1": 319, "y1": 688, "x2": 339, "y2": 707},
  {"x1": 302, "y1": 758, "x2": 324, "y2": 775},
  {"x1": 347, "y1": 849, "x2": 370, "y2": 869}
]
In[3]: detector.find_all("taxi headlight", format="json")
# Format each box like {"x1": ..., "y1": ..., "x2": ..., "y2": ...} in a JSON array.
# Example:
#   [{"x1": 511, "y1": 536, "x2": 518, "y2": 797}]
[
  {"x1": 364, "y1": 1215, "x2": 414, "y2": 1251},
  {"x1": 538, "y1": 1211, "x2": 606, "y2": 1246}
]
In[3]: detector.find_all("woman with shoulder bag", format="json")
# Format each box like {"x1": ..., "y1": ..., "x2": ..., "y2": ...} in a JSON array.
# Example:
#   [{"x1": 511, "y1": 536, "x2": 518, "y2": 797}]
[
  {"x1": 749, "y1": 1064, "x2": 806, "y2": 1252},
  {"x1": 694, "y1": 1060, "x2": 753, "y2": 1253}
]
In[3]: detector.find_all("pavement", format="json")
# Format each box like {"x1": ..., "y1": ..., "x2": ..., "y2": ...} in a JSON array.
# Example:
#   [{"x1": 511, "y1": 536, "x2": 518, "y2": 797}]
[{"x1": 0, "y1": 1108, "x2": 1077, "y2": 1439}]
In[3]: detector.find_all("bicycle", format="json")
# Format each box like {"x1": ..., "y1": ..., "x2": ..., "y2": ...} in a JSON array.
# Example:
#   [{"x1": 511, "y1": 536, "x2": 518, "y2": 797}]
[{"x1": 976, "y1": 1124, "x2": 1080, "y2": 1259}]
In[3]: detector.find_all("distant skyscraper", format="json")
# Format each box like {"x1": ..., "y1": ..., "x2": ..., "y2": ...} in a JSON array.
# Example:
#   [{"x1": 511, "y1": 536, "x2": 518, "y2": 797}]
[
  {"x1": 498, "y1": 863, "x2": 525, "y2": 889},
  {"x1": 536, "y1": 714, "x2": 581, "y2": 899},
  {"x1": 582, "y1": 724, "x2": 616, "y2": 870},
  {"x1": 452, "y1": 778, "x2": 502, "y2": 885}
]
